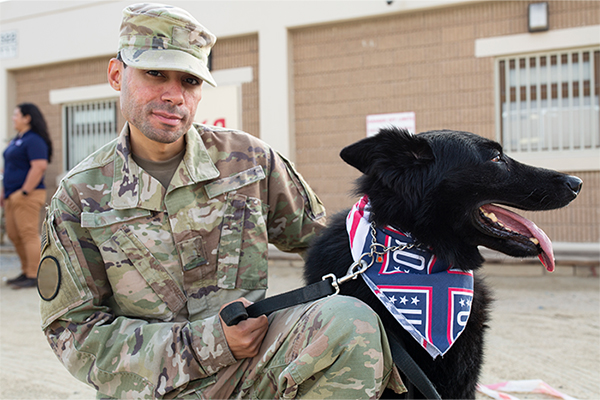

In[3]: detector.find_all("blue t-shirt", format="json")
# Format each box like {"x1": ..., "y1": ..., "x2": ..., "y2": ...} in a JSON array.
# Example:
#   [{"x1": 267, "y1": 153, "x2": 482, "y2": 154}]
[{"x1": 3, "y1": 130, "x2": 49, "y2": 197}]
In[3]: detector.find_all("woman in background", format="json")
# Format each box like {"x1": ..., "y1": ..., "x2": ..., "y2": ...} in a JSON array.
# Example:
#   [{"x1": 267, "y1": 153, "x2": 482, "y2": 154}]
[{"x1": 1, "y1": 103, "x2": 53, "y2": 289}]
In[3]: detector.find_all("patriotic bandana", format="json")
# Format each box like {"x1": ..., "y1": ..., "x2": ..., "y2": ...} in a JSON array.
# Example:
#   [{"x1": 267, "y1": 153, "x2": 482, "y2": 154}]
[{"x1": 346, "y1": 196, "x2": 474, "y2": 359}]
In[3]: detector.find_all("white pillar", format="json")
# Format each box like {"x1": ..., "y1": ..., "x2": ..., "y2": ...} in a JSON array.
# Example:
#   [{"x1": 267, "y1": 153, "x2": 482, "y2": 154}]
[{"x1": 258, "y1": 25, "x2": 293, "y2": 160}]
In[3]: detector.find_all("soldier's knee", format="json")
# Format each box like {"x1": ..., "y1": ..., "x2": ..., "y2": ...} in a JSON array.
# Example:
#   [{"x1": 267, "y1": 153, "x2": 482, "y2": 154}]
[
  {"x1": 314, "y1": 295, "x2": 385, "y2": 340},
  {"x1": 318, "y1": 294, "x2": 379, "y2": 317}
]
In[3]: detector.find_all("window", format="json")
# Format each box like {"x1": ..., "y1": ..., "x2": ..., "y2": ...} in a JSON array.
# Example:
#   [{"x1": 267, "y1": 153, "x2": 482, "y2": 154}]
[
  {"x1": 497, "y1": 48, "x2": 599, "y2": 154},
  {"x1": 63, "y1": 100, "x2": 118, "y2": 170}
]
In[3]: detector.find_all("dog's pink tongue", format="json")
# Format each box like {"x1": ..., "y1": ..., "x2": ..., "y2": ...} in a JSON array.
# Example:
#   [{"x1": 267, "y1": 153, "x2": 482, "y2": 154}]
[{"x1": 482, "y1": 204, "x2": 555, "y2": 272}]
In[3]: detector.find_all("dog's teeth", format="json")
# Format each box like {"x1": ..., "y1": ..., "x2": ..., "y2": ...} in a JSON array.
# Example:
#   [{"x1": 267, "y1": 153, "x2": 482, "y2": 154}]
[
  {"x1": 530, "y1": 238, "x2": 540, "y2": 245},
  {"x1": 486, "y1": 212, "x2": 498, "y2": 223}
]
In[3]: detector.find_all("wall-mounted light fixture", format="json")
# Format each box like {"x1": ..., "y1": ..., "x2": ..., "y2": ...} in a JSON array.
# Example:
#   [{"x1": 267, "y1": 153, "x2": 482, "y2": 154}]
[{"x1": 528, "y1": 2, "x2": 549, "y2": 32}]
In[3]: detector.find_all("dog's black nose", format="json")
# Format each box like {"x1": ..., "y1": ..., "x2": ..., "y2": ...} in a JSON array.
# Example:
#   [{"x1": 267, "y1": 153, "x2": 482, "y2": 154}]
[{"x1": 566, "y1": 175, "x2": 583, "y2": 196}]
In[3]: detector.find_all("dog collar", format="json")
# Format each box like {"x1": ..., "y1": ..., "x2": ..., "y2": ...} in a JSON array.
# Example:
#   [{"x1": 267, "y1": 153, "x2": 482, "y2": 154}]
[{"x1": 347, "y1": 196, "x2": 474, "y2": 359}]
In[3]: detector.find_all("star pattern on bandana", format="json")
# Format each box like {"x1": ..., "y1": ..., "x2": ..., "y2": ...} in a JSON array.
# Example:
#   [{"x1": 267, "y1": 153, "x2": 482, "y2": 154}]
[{"x1": 459, "y1": 298, "x2": 472, "y2": 307}]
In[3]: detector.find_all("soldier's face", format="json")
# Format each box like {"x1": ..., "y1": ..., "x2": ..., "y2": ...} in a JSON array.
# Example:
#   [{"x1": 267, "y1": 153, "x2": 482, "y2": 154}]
[{"x1": 119, "y1": 64, "x2": 203, "y2": 145}]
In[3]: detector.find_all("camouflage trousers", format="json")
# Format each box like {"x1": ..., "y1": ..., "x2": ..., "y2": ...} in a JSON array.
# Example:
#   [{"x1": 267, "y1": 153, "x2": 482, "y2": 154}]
[{"x1": 173, "y1": 295, "x2": 406, "y2": 399}]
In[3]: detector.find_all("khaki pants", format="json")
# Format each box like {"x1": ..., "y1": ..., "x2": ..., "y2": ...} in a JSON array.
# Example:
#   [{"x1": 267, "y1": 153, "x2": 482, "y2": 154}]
[{"x1": 4, "y1": 189, "x2": 46, "y2": 278}]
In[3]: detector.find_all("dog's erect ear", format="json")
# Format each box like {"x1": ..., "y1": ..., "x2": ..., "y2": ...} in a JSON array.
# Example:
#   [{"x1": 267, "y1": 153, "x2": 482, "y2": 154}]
[{"x1": 340, "y1": 127, "x2": 434, "y2": 174}]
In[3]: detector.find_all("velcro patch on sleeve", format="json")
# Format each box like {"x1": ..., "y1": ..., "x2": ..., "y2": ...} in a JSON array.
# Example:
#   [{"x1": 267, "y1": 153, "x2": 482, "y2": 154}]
[
  {"x1": 37, "y1": 256, "x2": 61, "y2": 301},
  {"x1": 38, "y1": 214, "x2": 91, "y2": 330}
]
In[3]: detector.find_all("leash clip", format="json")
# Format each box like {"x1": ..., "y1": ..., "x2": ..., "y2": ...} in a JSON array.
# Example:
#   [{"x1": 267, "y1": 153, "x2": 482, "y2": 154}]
[
  {"x1": 340, "y1": 257, "x2": 372, "y2": 284},
  {"x1": 321, "y1": 273, "x2": 340, "y2": 295},
  {"x1": 322, "y1": 252, "x2": 374, "y2": 296}
]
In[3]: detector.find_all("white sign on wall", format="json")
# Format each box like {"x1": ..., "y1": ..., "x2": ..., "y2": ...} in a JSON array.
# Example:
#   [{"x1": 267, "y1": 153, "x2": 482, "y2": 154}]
[
  {"x1": 0, "y1": 30, "x2": 18, "y2": 60},
  {"x1": 366, "y1": 112, "x2": 416, "y2": 137},
  {"x1": 195, "y1": 84, "x2": 241, "y2": 129}
]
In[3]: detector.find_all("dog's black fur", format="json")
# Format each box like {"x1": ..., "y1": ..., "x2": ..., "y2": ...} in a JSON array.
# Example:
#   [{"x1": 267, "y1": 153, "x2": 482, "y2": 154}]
[{"x1": 303, "y1": 128, "x2": 582, "y2": 399}]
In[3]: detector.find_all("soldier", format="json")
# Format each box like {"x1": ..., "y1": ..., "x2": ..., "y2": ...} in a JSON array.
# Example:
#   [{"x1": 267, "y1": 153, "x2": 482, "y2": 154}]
[{"x1": 38, "y1": 3, "x2": 405, "y2": 399}]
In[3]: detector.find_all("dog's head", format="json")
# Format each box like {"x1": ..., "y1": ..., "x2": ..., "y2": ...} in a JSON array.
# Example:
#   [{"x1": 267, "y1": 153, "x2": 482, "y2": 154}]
[{"x1": 341, "y1": 127, "x2": 582, "y2": 271}]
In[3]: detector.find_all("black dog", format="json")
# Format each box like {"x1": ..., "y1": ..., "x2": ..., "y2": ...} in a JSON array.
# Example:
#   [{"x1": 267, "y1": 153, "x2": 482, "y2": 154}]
[{"x1": 303, "y1": 128, "x2": 582, "y2": 399}]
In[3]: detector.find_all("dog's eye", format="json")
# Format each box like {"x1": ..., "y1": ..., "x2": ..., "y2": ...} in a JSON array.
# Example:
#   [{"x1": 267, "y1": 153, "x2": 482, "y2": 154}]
[{"x1": 491, "y1": 153, "x2": 503, "y2": 163}]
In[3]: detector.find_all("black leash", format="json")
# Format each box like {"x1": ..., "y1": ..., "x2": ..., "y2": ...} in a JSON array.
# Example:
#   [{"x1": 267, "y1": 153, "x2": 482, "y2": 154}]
[
  {"x1": 219, "y1": 221, "x2": 441, "y2": 399},
  {"x1": 220, "y1": 277, "x2": 335, "y2": 325},
  {"x1": 386, "y1": 330, "x2": 442, "y2": 399}
]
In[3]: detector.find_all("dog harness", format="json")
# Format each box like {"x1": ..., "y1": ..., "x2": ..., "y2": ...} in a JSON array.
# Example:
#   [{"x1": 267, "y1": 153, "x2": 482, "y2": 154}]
[{"x1": 347, "y1": 196, "x2": 474, "y2": 359}]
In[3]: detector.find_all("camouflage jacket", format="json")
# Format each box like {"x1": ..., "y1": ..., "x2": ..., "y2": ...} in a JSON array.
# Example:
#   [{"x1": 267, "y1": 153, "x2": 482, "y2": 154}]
[{"x1": 38, "y1": 123, "x2": 326, "y2": 399}]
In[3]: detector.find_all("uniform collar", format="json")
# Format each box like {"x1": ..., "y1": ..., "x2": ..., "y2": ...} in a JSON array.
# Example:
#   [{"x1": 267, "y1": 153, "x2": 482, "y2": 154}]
[{"x1": 111, "y1": 123, "x2": 219, "y2": 209}]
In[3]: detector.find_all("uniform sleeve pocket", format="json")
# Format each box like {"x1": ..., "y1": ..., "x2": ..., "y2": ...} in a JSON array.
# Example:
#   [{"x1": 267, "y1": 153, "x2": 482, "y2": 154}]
[{"x1": 39, "y1": 215, "x2": 92, "y2": 330}]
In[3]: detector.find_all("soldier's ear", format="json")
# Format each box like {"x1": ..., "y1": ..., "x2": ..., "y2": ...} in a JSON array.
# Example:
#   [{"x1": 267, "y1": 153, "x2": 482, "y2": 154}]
[{"x1": 107, "y1": 58, "x2": 123, "y2": 91}]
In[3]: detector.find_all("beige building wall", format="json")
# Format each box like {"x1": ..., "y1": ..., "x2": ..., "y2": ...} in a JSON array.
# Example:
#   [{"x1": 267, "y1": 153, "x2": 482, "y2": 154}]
[{"x1": 291, "y1": 0, "x2": 599, "y2": 243}]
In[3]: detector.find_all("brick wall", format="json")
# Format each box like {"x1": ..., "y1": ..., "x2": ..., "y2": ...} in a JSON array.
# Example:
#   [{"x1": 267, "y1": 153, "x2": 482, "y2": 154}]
[{"x1": 291, "y1": 0, "x2": 600, "y2": 242}]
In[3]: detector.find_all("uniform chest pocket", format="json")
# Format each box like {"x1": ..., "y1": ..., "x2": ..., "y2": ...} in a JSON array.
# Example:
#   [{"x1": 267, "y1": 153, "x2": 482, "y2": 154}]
[
  {"x1": 216, "y1": 192, "x2": 268, "y2": 291},
  {"x1": 87, "y1": 210, "x2": 187, "y2": 320}
]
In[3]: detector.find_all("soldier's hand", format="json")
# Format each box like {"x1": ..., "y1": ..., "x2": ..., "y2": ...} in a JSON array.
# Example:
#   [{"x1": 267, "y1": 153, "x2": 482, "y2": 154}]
[{"x1": 219, "y1": 298, "x2": 269, "y2": 360}]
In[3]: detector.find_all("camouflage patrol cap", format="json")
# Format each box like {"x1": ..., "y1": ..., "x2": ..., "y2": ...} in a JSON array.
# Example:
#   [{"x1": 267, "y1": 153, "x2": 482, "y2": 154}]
[{"x1": 118, "y1": 3, "x2": 217, "y2": 87}]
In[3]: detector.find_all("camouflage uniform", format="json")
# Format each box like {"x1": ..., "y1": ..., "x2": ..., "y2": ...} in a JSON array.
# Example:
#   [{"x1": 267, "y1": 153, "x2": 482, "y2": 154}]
[{"x1": 38, "y1": 123, "x2": 404, "y2": 399}]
